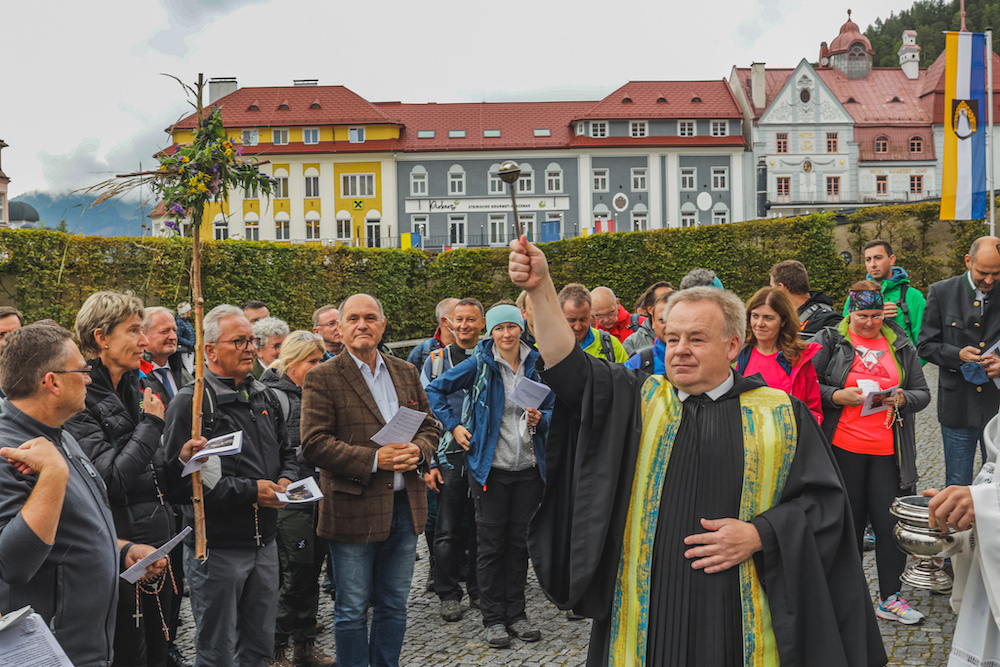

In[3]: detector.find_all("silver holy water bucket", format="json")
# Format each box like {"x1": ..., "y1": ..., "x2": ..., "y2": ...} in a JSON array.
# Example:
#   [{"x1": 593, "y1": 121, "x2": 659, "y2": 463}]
[{"x1": 890, "y1": 495, "x2": 963, "y2": 593}]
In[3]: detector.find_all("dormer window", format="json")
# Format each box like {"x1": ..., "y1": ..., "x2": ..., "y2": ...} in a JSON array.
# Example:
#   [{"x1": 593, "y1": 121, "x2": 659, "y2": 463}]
[
  {"x1": 622, "y1": 97, "x2": 633, "y2": 103},
  {"x1": 310, "y1": 101, "x2": 322, "y2": 109},
  {"x1": 890, "y1": 96, "x2": 903, "y2": 103},
  {"x1": 590, "y1": 122, "x2": 608, "y2": 138},
  {"x1": 875, "y1": 136, "x2": 888, "y2": 153},
  {"x1": 656, "y1": 97, "x2": 667, "y2": 103},
  {"x1": 692, "y1": 96, "x2": 702, "y2": 103},
  {"x1": 278, "y1": 101, "x2": 290, "y2": 110},
  {"x1": 910, "y1": 137, "x2": 923, "y2": 153},
  {"x1": 248, "y1": 102, "x2": 260, "y2": 111}
]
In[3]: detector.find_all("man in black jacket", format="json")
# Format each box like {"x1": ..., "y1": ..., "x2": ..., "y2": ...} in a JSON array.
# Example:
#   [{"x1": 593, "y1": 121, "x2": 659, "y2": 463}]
[
  {"x1": 164, "y1": 304, "x2": 298, "y2": 667},
  {"x1": 770, "y1": 260, "x2": 842, "y2": 340},
  {"x1": 918, "y1": 236, "x2": 1000, "y2": 486}
]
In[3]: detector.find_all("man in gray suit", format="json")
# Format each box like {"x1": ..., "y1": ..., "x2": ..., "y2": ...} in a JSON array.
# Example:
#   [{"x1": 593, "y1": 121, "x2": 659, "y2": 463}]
[{"x1": 919, "y1": 236, "x2": 1000, "y2": 486}]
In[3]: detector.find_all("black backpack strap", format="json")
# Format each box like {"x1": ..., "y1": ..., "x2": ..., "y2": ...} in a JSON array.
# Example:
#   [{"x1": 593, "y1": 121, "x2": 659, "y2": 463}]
[
  {"x1": 640, "y1": 347, "x2": 654, "y2": 373},
  {"x1": 599, "y1": 330, "x2": 615, "y2": 362},
  {"x1": 897, "y1": 284, "x2": 913, "y2": 332},
  {"x1": 631, "y1": 313, "x2": 642, "y2": 331}
]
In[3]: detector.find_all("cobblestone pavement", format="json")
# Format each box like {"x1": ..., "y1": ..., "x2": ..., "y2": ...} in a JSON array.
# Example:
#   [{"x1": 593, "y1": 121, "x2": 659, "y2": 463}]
[{"x1": 175, "y1": 364, "x2": 965, "y2": 665}]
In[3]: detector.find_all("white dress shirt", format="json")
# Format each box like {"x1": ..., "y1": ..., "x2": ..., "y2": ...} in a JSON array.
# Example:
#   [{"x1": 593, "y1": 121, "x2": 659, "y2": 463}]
[
  {"x1": 348, "y1": 349, "x2": 406, "y2": 491},
  {"x1": 676, "y1": 371, "x2": 735, "y2": 403}
]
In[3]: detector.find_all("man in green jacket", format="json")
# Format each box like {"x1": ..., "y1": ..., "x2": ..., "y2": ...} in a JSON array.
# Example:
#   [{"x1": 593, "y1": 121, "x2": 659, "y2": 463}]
[{"x1": 844, "y1": 240, "x2": 926, "y2": 351}]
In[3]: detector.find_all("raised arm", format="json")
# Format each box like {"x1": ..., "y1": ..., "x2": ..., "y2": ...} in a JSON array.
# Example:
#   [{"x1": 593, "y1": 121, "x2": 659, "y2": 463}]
[{"x1": 508, "y1": 236, "x2": 576, "y2": 367}]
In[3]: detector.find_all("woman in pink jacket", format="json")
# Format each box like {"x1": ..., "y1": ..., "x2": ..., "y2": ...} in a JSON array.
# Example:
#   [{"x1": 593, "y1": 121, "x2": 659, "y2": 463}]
[{"x1": 735, "y1": 287, "x2": 823, "y2": 424}]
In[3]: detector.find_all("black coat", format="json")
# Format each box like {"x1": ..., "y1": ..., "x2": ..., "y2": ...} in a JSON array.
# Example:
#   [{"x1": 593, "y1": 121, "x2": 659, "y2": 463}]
[
  {"x1": 142, "y1": 350, "x2": 193, "y2": 409},
  {"x1": 63, "y1": 357, "x2": 170, "y2": 545},
  {"x1": 917, "y1": 272, "x2": 1000, "y2": 429}
]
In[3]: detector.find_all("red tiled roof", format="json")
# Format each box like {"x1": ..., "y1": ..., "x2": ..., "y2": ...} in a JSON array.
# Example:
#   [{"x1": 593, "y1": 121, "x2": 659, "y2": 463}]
[
  {"x1": 567, "y1": 136, "x2": 746, "y2": 149},
  {"x1": 381, "y1": 101, "x2": 592, "y2": 152},
  {"x1": 732, "y1": 68, "x2": 793, "y2": 119},
  {"x1": 171, "y1": 85, "x2": 401, "y2": 130},
  {"x1": 573, "y1": 80, "x2": 742, "y2": 120},
  {"x1": 920, "y1": 50, "x2": 1000, "y2": 123},
  {"x1": 816, "y1": 68, "x2": 932, "y2": 123},
  {"x1": 854, "y1": 127, "x2": 936, "y2": 161}
]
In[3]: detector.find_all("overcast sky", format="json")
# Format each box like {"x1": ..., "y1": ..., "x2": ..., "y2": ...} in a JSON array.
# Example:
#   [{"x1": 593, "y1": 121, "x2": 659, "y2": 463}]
[{"x1": 5, "y1": 0, "x2": 916, "y2": 199}]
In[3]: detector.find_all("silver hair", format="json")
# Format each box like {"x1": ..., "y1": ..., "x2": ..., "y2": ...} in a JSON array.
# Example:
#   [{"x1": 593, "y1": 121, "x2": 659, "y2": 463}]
[
  {"x1": 662, "y1": 287, "x2": 746, "y2": 348},
  {"x1": 252, "y1": 317, "x2": 290, "y2": 347},
  {"x1": 203, "y1": 304, "x2": 244, "y2": 344},
  {"x1": 679, "y1": 268, "x2": 718, "y2": 290},
  {"x1": 339, "y1": 294, "x2": 385, "y2": 318},
  {"x1": 142, "y1": 306, "x2": 175, "y2": 332},
  {"x1": 435, "y1": 297, "x2": 459, "y2": 322}
]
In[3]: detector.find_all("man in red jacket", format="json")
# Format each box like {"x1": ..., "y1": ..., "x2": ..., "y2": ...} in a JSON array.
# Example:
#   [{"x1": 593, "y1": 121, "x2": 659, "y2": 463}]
[{"x1": 592, "y1": 286, "x2": 644, "y2": 344}]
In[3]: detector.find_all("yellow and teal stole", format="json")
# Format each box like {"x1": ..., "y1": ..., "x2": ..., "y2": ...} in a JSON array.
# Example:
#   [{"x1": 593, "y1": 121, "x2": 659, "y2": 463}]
[{"x1": 609, "y1": 376, "x2": 798, "y2": 666}]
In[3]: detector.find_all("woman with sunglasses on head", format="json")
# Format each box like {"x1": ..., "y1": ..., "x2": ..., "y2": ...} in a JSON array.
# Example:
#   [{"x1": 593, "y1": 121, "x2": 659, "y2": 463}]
[
  {"x1": 735, "y1": 287, "x2": 823, "y2": 425},
  {"x1": 259, "y1": 331, "x2": 336, "y2": 666},
  {"x1": 812, "y1": 280, "x2": 930, "y2": 625},
  {"x1": 64, "y1": 291, "x2": 186, "y2": 667}
]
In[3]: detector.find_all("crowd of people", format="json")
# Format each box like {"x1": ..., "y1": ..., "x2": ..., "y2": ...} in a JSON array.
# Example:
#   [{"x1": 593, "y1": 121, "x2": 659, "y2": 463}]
[{"x1": 2, "y1": 234, "x2": 1000, "y2": 667}]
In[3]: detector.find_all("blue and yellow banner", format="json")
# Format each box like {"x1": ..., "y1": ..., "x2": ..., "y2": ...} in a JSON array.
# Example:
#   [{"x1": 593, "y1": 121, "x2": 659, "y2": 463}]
[{"x1": 941, "y1": 31, "x2": 988, "y2": 221}]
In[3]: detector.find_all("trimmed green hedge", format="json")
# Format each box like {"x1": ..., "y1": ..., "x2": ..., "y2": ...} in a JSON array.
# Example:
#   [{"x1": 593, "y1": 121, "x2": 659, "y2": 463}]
[{"x1": 0, "y1": 207, "x2": 957, "y2": 341}]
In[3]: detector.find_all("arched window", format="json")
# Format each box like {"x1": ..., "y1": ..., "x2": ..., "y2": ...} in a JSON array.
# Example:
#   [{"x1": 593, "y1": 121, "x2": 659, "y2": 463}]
[
  {"x1": 305, "y1": 210, "x2": 320, "y2": 240},
  {"x1": 712, "y1": 202, "x2": 730, "y2": 225},
  {"x1": 410, "y1": 165, "x2": 427, "y2": 196},
  {"x1": 213, "y1": 213, "x2": 229, "y2": 241},
  {"x1": 909, "y1": 136, "x2": 923, "y2": 153},
  {"x1": 274, "y1": 211, "x2": 290, "y2": 241},
  {"x1": 545, "y1": 162, "x2": 563, "y2": 194},
  {"x1": 244, "y1": 212, "x2": 259, "y2": 241},
  {"x1": 518, "y1": 163, "x2": 533, "y2": 194},
  {"x1": 488, "y1": 163, "x2": 504, "y2": 195},
  {"x1": 448, "y1": 165, "x2": 465, "y2": 196},
  {"x1": 848, "y1": 42, "x2": 869, "y2": 78},
  {"x1": 875, "y1": 136, "x2": 888, "y2": 153},
  {"x1": 335, "y1": 210, "x2": 353, "y2": 243}
]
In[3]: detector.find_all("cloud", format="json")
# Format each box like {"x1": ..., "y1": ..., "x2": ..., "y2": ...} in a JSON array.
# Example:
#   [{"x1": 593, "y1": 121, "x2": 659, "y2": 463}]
[
  {"x1": 733, "y1": 0, "x2": 798, "y2": 49},
  {"x1": 149, "y1": 0, "x2": 270, "y2": 55}
]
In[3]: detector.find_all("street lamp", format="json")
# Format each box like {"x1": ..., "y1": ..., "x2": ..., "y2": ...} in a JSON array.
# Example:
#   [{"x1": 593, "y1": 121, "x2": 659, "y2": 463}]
[{"x1": 498, "y1": 160, "x2": 523, "y2": 239}]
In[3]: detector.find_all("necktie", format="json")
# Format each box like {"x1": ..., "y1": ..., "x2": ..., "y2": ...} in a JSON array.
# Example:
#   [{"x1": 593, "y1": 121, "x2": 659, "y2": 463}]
[{"x1": 155, "y1": 368, "x2": 174, "y2": 398}]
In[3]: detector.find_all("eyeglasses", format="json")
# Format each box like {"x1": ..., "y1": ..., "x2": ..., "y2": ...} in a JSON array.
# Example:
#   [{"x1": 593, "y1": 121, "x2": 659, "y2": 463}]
[
  {"x1": 214, "y1": 337, "x2": 261, "y2": 350},
  {"x1": 50, "y1": 365, "x2": 93, "y2": 376},
  {"x1": 853, "y1": 314, "x2": 884, "y2": 323},
  {"x1": 316, "y1": 321, "x2": 340, "y2": 329}
]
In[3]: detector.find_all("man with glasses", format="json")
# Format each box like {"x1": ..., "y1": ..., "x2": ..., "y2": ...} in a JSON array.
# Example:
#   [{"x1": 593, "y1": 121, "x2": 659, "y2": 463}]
[
  {"x1": 163, "y1": 305, "x2": 299, "y2": 667},
  {"x1": 313, "y1": 305, "x2": 343, "y2": 360},
  {"x1": 252, "y1": 317, "x2": 290, "y2": 380},
  {"x1": 592, "y1": 286, "x2": 644, "y2": 344},
  {"x1": 0, "y1": 324, "x2": 170, "y2": 667},
  {"x1": 919, "y1": 236, "x2": 1000, "y2": 486}
]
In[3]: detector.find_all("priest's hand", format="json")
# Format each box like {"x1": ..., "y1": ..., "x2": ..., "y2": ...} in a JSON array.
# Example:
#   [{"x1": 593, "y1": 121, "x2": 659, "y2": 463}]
[
  {"x1": 508, "y1": 235, "x2": 549, "y2": 291},
  {"x1": 924, "y1": 487, "x2": 975, "y2": 531},
  {"x1": 683, "y1": 517, "x2": 762, "y2": 574}
]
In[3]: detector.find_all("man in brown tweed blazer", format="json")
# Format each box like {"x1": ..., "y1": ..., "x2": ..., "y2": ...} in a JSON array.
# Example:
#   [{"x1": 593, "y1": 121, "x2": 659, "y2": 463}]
[{"x1": 301, "y1": 293, "x2": 439, "y2": 667}]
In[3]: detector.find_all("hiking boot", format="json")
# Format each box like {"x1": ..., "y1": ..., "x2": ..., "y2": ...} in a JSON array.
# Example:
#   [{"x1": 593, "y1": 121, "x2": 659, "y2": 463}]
[
  {"x1": 508, "y1": 618, "x2": 542, "y2": 642},
  {"x1": 484, "y1": 623, "x2": 511, "y2": 648},
  {"x1": 876, "y1": 593, "x2": 925, "y2": 625},
  {"x1": 440, "y1": 599, "x2": 463, "y2": 622},
  {"x1": 269, "y1": 645, "x2": 293, "y2": 667},
  {"x1": 292, "y1": 639, "x2": 336, "y2": 666}
]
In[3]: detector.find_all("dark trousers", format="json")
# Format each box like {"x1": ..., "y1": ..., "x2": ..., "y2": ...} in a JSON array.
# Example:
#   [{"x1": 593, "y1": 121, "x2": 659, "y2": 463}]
[
  {"x1": 434, "y1": 456, "x2": 479, "y2": 601},
  {"x1": 469, "y1": 467, "x2": 543, "y2": 628},
  {"x1": 275, "y1": 505, "x2": 325, "y2": 645},
  {"x1": 833, "y1": 447, "x2": 911, "y2": 600},
  {"x1": 114, "y1": 577, "x2": 174, "y2": 667}
]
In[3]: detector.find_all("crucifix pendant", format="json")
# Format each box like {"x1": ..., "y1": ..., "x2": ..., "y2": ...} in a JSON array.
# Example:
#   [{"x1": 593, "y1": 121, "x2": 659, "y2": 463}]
[
  {"x1": 254, "y1": 531, "x2": 263, "y2": 547},
  {"x1": 133, "y1": 608, "x2": 143, "y2": 627},
  {"x1": 156, "y1": 488, "x2": 165, "y2": 505}
]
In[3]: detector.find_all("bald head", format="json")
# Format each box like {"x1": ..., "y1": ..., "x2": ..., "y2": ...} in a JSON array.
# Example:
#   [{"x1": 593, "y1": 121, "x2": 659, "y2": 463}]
[
  {"x1": 591, "y1": 287, "x2": 620, "y2": 330},
  {"x1": 967, "y1": 236, "x2": 1000, "y2": 293}
]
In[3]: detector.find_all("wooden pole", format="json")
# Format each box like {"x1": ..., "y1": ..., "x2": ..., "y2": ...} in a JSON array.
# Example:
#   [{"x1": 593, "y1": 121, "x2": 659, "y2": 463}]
[{"x1": 190, "y1": 73, "x2": 208, "y2": 561}]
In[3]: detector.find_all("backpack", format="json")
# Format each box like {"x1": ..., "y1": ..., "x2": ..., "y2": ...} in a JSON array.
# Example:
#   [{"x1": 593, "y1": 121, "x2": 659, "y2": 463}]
[
  {"x1": 598, "y1": 330, "x2": 616, "y2": 362},
  {"x1": 429, "y1": 347, "x2": 447, "y2": 381},
  {"x1": 198, "y1": 378, "x2": 285, "y2": 439},
  {"x1": 896, "y1": 284, "x2": 914, "y2": 335},
  {"x1": 630, "y1": 313, "x2": 642, "y2": 332}
]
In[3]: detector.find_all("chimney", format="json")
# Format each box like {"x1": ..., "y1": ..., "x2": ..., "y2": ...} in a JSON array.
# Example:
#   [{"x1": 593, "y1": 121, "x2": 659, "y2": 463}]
[
  {"x1": 750, "y1": 63, "x2": 766, "y2": 109},
  {"x1": 208, "y1": 77, "x2": 238, "y2": 104},
  {"x1": 898, "y1": 30, "x2": 921, "y2": 80},
  {"x1": 819, "y1": 42, "x2": 830, "y2": 65},
  {"x1": 293, "y1": 79, "x2": 319, "y2": 86}
]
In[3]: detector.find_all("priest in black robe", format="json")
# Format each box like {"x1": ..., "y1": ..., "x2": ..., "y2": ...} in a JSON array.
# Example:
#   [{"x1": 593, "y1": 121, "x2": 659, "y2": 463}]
[{"x1": 508, "y1": 237, "x2": 886, "y2": 667}]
